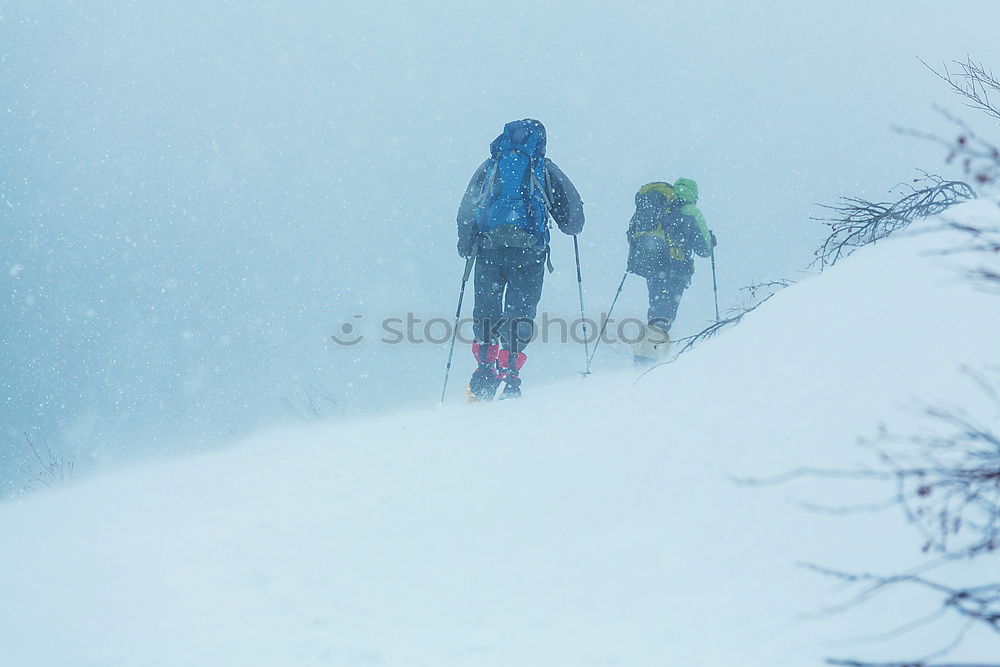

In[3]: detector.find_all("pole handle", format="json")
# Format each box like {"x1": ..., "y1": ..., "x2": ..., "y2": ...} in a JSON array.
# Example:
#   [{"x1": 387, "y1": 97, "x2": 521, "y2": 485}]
[{"x1": 462, "y1": 244, "x2": 478, "y2": 282}]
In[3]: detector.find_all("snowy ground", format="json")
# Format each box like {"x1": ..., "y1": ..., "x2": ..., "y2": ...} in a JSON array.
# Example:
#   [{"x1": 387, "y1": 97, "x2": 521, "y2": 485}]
[{"x1": 2, "y1": 200, "x2": 999, "y2": 666}]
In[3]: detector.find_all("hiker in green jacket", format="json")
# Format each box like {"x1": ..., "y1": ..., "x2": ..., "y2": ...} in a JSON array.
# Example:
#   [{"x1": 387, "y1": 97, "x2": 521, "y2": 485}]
[{"x1": 626, "y1": 178, "x2": 716, "y2": 363}]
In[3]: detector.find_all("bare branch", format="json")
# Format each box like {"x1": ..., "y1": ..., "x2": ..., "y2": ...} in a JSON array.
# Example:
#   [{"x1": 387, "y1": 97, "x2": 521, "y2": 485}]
[
  {"x1": 732, "y1": 466, "x2": 893, "y2": 486},
  {"x1": 281, "y1": 382, "x2": 343, "y2": 421},
  {"x1": 828, "y1": 662, "x2": 998, "y2": 667},
  {"x1": 929, "y1": 217, "x2": 1000, "y2": 293},
  {"x1": 813, "y1": 176, "x2": 976, "y2": 268},
  {"x1": 897, "y1": 107, "x2": 1000, "y2": 188},
  {"x1": 635, "y1": 279, "x2": 794, "y2": 381},
  {"x1": 808, "y1": 563, "x2": 1000, "y2": 666},
  {"x1": 921, "y1": 57, "x2": 1000, "y2": 123},
  {"x1": 13, "y1": 434, "x2": 75, "y2": 492}
]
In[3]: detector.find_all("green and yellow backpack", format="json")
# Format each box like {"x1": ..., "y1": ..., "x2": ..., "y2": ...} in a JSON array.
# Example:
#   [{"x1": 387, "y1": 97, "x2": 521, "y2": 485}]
[{"x1": 628, "y1": 179, "x2": 712, "y2": 262}]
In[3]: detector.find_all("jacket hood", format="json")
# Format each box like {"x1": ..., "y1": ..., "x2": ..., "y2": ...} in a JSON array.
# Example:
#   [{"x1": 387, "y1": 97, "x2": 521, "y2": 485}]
[
  {"x1": 490, "y1": 118, "x2": 547, "y2": 157},
  {"x1": 673, "y1": 178, "x2": 698, "y2": 203}
]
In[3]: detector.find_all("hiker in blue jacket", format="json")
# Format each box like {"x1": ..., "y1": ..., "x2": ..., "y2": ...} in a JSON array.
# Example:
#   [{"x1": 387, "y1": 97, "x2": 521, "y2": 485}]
[{"x1": 456, "y1": 119, "x2": 585, "y2": 401}]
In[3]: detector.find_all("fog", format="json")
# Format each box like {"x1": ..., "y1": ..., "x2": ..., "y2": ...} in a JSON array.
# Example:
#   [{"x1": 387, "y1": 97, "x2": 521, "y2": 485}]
[{"x1": 3, "y1": 1, "x2": 1000, "y2": 484}]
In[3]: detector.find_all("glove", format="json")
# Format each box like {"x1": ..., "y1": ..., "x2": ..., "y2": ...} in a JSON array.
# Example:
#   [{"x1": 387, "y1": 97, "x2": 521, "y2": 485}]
[
  {"x1": 710, "y1": 231, "x2": 718, "y2": 248},
  {"x1": 458, "y1": 240, "x2": 474, "y2": 259}
]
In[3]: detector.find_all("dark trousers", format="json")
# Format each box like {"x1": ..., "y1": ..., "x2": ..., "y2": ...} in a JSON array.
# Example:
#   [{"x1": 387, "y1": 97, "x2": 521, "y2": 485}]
[
  {"x1": 473, "y1": 246, "x2": 547, "y2": 352},
  {"x1": 646, "y1": 261, "x2": 693, "y2": 331}
]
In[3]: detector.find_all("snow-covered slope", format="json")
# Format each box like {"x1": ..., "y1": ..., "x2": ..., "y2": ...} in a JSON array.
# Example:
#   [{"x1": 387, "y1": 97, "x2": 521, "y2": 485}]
[{"x1": 2, "y1": 200, "x2": 999, "y2": 666}]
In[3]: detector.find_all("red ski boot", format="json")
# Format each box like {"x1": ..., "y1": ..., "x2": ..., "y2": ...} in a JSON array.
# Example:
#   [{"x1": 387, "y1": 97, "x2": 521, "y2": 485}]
[{"x1": 497, "y1": 349, "x2": 527, "y2": 400}]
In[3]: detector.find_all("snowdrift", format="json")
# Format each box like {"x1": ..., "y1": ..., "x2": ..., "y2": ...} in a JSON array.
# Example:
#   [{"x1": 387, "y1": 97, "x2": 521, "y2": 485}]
[{"x1": 2, "y1": 200, "x2": 999, "y2": 666}]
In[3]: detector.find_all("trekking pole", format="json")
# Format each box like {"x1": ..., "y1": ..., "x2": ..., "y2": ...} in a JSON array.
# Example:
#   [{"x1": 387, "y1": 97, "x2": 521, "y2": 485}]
[
  {"x1": 710, "y1": 244, "x2": 720, "y2": 323},
  {"x1": 440, "y1": 247, "x2": 477, "y2": 404},
  {"x1": 572, "y1": 235, "x2": 592, "y2": 376},
  {"x1": 587, "y1": 270, "x2": 628, "y2": 368}
]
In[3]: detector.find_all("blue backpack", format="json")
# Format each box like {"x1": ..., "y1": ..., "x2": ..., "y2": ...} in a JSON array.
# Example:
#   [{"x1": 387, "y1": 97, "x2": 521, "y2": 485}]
[{"x1": 474, "y1": 119, "x2": 552, "y2": 248}]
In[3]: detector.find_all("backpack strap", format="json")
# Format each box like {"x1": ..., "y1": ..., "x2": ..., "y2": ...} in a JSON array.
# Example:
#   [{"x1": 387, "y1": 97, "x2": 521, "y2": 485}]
[
  {"x1": 530, "y1": 158, "x2": 554, "y2": 249},
  {"x1": 529, "y1": 159, "x2": 553, "y2": 214},
  {"x1": 477, "y1": 158, "x2": 500, "y2": 205}
]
